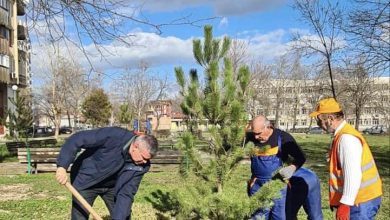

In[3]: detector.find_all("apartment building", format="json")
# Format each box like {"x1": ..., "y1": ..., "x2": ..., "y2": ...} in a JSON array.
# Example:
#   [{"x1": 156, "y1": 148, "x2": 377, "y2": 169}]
[
  {"x1": 253, "y1": 77, "x2": 389, "y2": 131},
  {"x1": 144, "y1": 77, "x2": 388, "y2": 133},
  {"x1": 0, "y1": 0, "x2": 31, "y2": 135}
]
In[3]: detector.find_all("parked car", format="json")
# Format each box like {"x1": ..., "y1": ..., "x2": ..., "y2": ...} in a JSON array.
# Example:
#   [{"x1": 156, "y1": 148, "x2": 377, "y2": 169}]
[
  {"x1": 307, "y1": 127, "x2": 323, "y2": 134},
  {"x1": 59, "y1": 127, "x2": 73, "y2": 134},
  {"x1": 362, "y1": 125, "x2": 387, "y2": 135},
  {"x1": 27, "y1": 126, "x2": 55, "y2": 137}
]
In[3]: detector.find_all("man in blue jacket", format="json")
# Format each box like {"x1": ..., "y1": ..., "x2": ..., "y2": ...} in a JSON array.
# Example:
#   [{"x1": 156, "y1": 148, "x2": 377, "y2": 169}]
[{"x1": 55, "y1": 127, "x2": 158, "y2": 220}]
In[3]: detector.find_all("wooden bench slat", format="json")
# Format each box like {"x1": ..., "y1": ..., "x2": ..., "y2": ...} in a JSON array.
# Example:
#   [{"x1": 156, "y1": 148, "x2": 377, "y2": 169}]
[{"x1": 16, "y1": 147, "x2": 183, "y2": 173}]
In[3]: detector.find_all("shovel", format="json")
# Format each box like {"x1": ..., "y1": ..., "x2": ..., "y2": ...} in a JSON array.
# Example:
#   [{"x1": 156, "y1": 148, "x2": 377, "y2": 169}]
[{"x1": 65, "y1": 182, "x2": 103, "y2": 220}]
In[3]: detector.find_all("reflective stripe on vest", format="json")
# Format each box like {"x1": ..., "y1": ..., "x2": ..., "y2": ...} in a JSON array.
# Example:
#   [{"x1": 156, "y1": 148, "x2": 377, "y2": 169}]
[
  {"x1": 329, "y1": 160, "x2": 376, "y2": 180},
  {"x1": 329, "y1": 173, "x2": 381, "y2": 193},
  {"x1": 329, "y1": 123, "x2": 382, "y2": 206}
]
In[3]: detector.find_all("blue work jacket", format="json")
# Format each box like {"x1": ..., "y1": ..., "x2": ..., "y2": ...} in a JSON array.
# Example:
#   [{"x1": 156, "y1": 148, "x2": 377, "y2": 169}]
[{"x1": 57, "y1": 127, "x2": 151, "y2": 219}]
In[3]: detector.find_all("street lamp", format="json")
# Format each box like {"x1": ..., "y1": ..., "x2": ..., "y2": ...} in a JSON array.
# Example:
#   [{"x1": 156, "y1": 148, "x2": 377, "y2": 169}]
[
  {"x1": 11, "y1": 85, "x2": 18, "y2": 107},
  {"x1": 11, "y1": 85, "x2": 18, "y2": 137},
  {"x1": 11, "y1": 84, "x2": 18, "y2": 91}
]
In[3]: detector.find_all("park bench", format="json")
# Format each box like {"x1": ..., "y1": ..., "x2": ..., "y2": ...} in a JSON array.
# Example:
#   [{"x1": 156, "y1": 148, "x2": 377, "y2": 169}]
[
  {"x1": 17, "y1": 147, "x2": 60, "y2": 174},
  {"x1": 16, "y1": 147, "x2": 182, "y2": 173},
  {"x1": 158, "y1": 139, "x2": 176, "y2": 149},
  {"x1": 6, "y1": 141, "x2": 26, "y2": 156},
  {"x1": 150, "y1": 149, "x2": 182, "y2": 172},
  {"x1": 6, "y1": 138, "x2": 58, "y2": 156},
  {"x1": 28, "y1": 138, "x2": 58, "y2": 148}
]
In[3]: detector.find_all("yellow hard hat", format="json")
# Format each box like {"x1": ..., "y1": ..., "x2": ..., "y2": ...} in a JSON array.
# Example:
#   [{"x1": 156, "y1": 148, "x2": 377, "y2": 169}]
[{"x1": 309, "y1": 98, "x2": 342, "y2": 117}]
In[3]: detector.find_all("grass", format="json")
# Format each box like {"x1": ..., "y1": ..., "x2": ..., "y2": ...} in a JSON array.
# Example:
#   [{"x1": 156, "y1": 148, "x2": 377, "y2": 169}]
[{"x1": 0, "y1": 134, "x2": 388, "y2": 219}]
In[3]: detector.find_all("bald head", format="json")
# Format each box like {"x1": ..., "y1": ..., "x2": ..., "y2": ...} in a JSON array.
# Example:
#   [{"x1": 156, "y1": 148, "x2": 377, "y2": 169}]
[
  {"x1": 251, "y1": 115, "x2": 273, "y2": 143},
  {"x1": 252, "y1": 115, "x2": 271, "y2": 130}
]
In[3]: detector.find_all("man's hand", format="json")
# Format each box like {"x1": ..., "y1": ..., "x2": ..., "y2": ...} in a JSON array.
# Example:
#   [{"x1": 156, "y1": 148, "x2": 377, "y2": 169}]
[
  {"x1": 336, "y1": 203, "x2": 350, "y2": 220},
  {"x1": 278, "y1": 165, "x2": 296, "y2": 180},
  {"x1": 56, "y1": 167, "x2": 68, "y2": 185}
]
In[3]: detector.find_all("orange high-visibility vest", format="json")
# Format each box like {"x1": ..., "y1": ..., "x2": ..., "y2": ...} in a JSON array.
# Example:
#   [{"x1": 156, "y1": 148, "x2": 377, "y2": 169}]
[{"x1": 329, "y1": 123, "x2": 382, "y2": 206}]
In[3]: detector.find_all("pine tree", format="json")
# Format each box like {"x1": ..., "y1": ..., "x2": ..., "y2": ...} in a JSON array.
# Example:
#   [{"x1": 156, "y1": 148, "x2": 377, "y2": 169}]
[
  {"x1": 147, "y1": 26, "x2": 291, "y2": 219},
  {"x1": 170, "y1": 25, "x2": 263, "y2": 219},
  {"x1": 1, "y1": 92, "x2": 33, "y2": 140},
  {"x1": 118, "y1": 103, "x2": 134, "y2": 128},
  {"x1": 81, "y1": 88, "x2": 112, "y2": 127}
]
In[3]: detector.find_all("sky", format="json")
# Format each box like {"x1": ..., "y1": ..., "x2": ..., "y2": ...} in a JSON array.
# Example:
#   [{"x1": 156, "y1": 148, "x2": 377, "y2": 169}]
[{"x1": 29, "y1": 0, "x2": 319, "y2": 88}]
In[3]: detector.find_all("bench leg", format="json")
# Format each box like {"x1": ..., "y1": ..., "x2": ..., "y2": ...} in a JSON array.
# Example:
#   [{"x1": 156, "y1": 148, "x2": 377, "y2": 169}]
[{"x1": 34, "y1": 162, "x2": 38, "y2": 174}]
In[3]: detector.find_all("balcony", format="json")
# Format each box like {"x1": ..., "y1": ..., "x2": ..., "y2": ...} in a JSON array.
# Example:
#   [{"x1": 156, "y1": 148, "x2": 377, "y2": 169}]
[
  {"x1": 17, "y1": 0, "x2": 26, "y2": 16},
  {"x1": 17, "y1": 40, "x2": 30, "y2": 52},
  {"x1": 0, "y1": 7, "x2": 10, "y2": 27},
  {"x1": 0, "y1": 66, "x2": 9, "y2": 83},
  {"x1": 0, "y1": 38, "x2": 9, "y2": 55},
  {"x1": 17, "y1": 22, "x2": 27, "y2": 40},
  {"x1": 19, "y1": 74, "x2": 27, "y2": 86}
]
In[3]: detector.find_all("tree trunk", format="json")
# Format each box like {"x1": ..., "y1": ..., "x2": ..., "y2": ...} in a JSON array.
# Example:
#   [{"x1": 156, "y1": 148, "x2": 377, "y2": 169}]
[
  {"x1": 355, "y1": 107, "x2": 361, "y2": 130},
  {"x1": 327, "y1": 57, "x2": 337, "y2": 99},
  {"x1": 67, "y1": 110, "x2": 71, "y2": 127}
]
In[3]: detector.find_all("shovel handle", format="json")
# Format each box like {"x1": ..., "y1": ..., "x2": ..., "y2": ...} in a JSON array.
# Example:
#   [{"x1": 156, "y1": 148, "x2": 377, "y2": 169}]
[{"x1": 65, "y1": 182, "x2": 103, "y2": 220}]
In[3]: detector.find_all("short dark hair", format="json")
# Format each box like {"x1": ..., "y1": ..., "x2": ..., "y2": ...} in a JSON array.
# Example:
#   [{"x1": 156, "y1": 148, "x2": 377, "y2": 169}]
[{"x1": 137, "y1": 135, "x2": 158, "y2": 158}]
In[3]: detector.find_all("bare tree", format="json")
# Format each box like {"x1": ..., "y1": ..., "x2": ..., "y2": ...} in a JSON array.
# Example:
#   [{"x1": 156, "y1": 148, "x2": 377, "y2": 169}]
[
  {"x1": 112, "y1": 62, "x2": 169, "y2": 131},
  {"x1": 249, "y1": 56, "x2": 291, "y2": 127},
  {"x1": 33, "y1": 46, "x2": 91, "y2": 137},
  {"x1": 247, "y1": 61, "x2": 272, "y2": 119},
  {"x1": 345, "y1": 0, "x2": 390, "y2": 73},
  {"x1": 338, "y1": 59, "x2": 379, "y2": 130},
  {"x1": 289, "y1": 54, "x2": 309, "y2": 132},
  {"x1": 61, "y1": 61, "x2": 89, "y2": 129},
  {"x1": 270, "y1": 56, "x2": 292, "y2": 128},
  {"x1": 292, "y1": 0, "x2": 344, "y2": 99},
  {"x1": 227, "y1": 39, "x2": 250, "y2": 75},
  {"x1": 34, "y1": 57, "x2": 67, "y2": 138}
]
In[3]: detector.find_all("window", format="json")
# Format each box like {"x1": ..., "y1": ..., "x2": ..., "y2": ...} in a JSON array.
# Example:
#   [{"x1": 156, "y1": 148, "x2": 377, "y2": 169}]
[
  {"x1": 373, "y1": 118, "x2": 379, "y2": 125},
  {"x1": 0, "y1": 0, "x2": 10, "y2": 11},
  {"x1": 0, "y1": 54, "x2": 9, "y2": 68},
  {"x1": 0, "y1": 26, "x2": 9, "y2": 40},
  {"x1": 301, "y1": 108, "x2": 307, "y2": 115},
  {"x1": 301, "y1": 120, "x2": 307, "y2": 126}
]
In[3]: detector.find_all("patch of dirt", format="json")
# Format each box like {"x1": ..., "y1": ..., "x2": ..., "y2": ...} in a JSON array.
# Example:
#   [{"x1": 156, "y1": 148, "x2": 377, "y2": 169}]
[
  {"x1": 0, "y1": 184, "x2": 32, "y2": 201},
  {"x1": 0, "y1": 209, "x2": 11, "y2": 214}
]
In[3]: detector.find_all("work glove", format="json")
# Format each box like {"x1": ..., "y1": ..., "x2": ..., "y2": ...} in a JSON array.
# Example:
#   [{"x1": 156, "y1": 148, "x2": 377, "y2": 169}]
[
  {"x1": 336, "y1": 203, "x2": 350, "y2": 220},
  {"x1": 278, "y1": 165, "x2": 296, "y2": 180}
]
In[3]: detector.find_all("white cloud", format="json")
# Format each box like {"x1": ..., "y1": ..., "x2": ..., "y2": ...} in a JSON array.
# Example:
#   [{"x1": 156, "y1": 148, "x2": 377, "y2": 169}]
[
  {"x1": 287, "y1": 32, "x2": 347, "y2": 54},
  {"x1": 219, "y1": 17, "x2": 229, "y2": 28},
  {"x1": 30, "y1": 32, "x2": 195, "y2": 78},
  {"x1": 131, "y1": 0, "x2": 288, "y2": 15},
  {"x1": 235, "y1": 29, "x2": 290, "y2": 61},
  {"x1": 31, "y1": 28, "x2": 313, "y2": 83}
]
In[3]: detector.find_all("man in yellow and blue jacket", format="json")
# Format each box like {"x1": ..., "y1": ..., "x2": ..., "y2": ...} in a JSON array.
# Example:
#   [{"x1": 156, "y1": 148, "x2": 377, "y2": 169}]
[{"x1": 247, "y1": 115, "x2": 323, "y2": 220}]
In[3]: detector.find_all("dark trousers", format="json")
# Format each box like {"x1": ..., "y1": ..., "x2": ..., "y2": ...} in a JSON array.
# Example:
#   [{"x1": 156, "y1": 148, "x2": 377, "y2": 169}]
[
  {"x1": 71, "y1": 187, "x2": 115, "y2": 220},
  {"x1": 286, "y1": 168, "x2": 323, "y2": 220}
]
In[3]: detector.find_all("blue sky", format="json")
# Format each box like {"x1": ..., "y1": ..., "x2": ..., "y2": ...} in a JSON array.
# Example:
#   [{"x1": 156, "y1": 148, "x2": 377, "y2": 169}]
[{"x1": 30, "y1": 0, "x2": 321, "y2": 87}]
